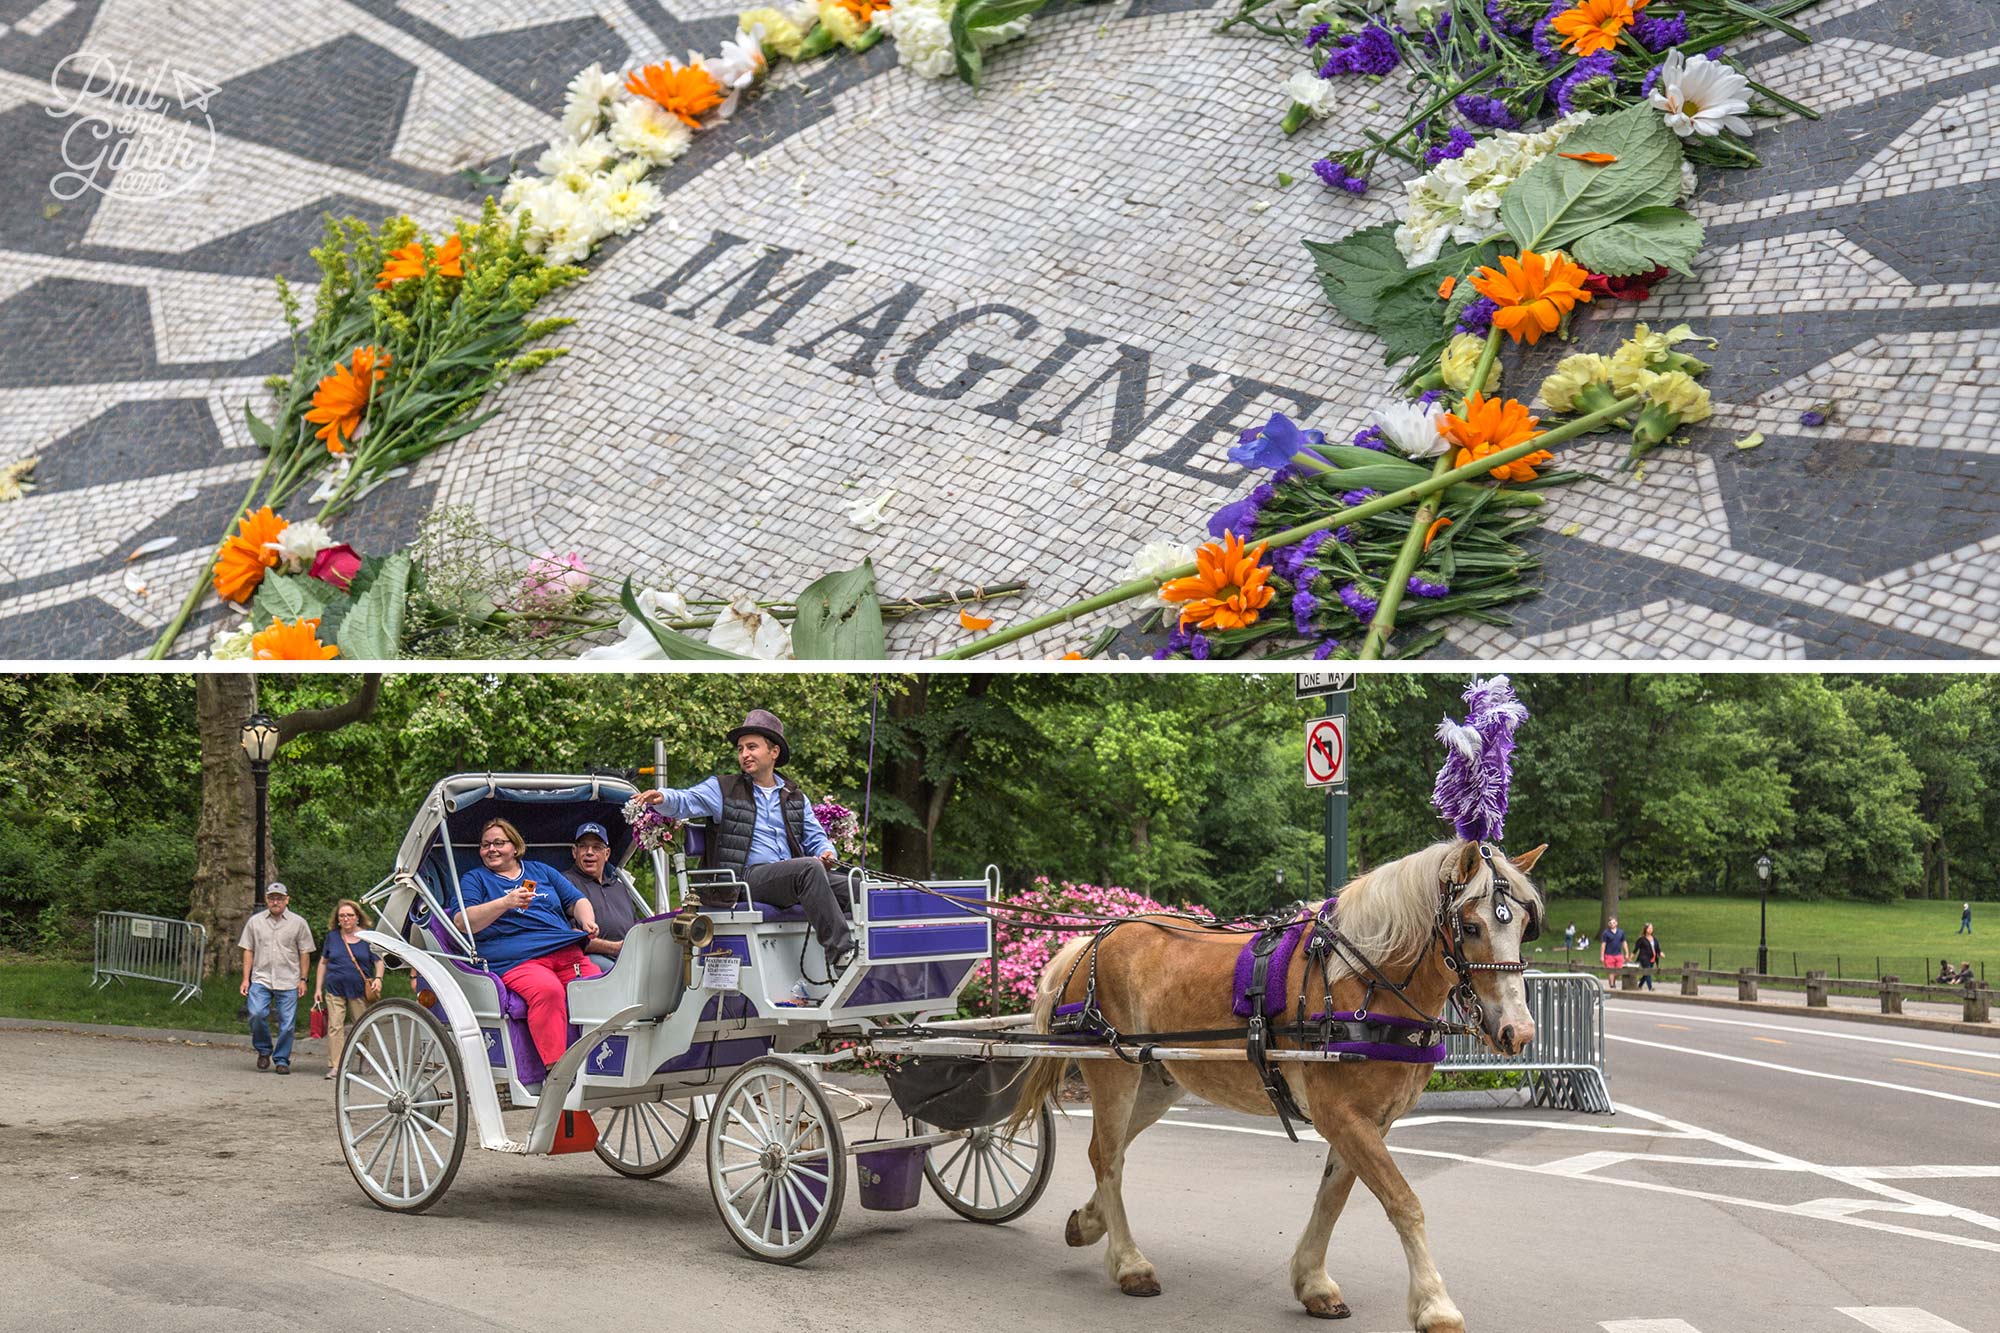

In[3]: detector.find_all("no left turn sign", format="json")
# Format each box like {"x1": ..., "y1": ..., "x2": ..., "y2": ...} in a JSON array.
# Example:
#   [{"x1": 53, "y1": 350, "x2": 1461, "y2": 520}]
[{"x1": 1304, "y1": 716, "x2": 1347, "y2": 789}]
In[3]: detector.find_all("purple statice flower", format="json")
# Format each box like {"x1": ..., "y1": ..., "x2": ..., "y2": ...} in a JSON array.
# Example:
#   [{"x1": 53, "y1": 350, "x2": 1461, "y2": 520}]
[
  {"x1": 1189, "y1": 632, "x2": 1213, "y2": 661},
  {"x1": 1312, "y1": 638, "x2": 1341, "y2": 659},
  {"x1": 1321, "y1": 23, "x2": 1400, "y2": 76},
  {"x1": 1799, "y1": 409, "x2": 1827, "y2": 427},
  {"x1": 1338, "y1": 582, "x2": 1379, "y2": 624},
  {"x1": 1704, "y1": 45, "x2": 1725, "y2": 59},
  {"x1": 1304, "y1": 21, "x2": 1331, "y2": 48},
  {"x1": 1431, "y1": 674, "x2": 1529, "y2": 842},
  {"x1": 1334, "y1": 525, "x2": 1355, "y2": 544},
  {"x1": 1292, "y1": 589, "x2": 1319, "y2": 636},
  {"x1": 1635, "y1": 10, "x2": 1687, "y2": 51},
  {"x1": 1423, "y1": 127, "x2": 1477, "y2": 168},
  {"x1": 1641, "y1": 65, "x2": 1663, "y2": 97},
  {"x1": 1531, "y1": 0, "x2": 1568, "y2": 65},
  {"x1": 1485, "y1": 0, "x2": 1532, "y2": 36},
  {"x1": 1341, "y1": 487, "x2": 1379, "y2": 508},
  {"x1": 1455, "y1": 295, "x2": 1498, "y2": 336},
  {"x1": 1352, "y1": 423, "x2": 1389, "y2": 451},
  {"x1": 1408, "y1": 576, "x2": 1451, "y2": 597},
  {"x1": 1313, "y1": 157, "x2": 1370, "y2": 194},
  {"x1": 1416, "y1": 388, "x2": 1444, "y2": 408},
  {"x1": 1455, "y1": 93, "x2": 1518, "y2": 129},
  {"x1": 1271, "y1": 529, "x2": 1332, "y2": 585},
  {"x1": 1555, "y1": 51, "x2": 1615, "y2": 116},
  {"x1": 1272, "y1": 462, "x2": 1306, "y2": 487},
  {"x1": 1231, "y1": 411, "x2": 1327, "y2": 471}
]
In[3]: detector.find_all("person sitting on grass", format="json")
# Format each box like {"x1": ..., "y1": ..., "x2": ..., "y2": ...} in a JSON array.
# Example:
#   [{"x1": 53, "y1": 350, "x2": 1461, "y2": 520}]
[
  {"x1": 1956, "y1": 961, "x2": 1976, "y2": 986},
  {"x1": 454, "y1": 817, "x2": 601, "y2": 1077},
  {"x1": 1939, "y1": 958, "x2": 1956, "y2": 984}
]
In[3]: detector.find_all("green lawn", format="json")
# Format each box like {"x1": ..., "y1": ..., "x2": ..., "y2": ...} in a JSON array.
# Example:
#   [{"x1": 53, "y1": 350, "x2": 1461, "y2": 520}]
[
  {"x1": 1537, "y1": 896, "x2": 1994, "y2": 983},
  {"x1": 0, "y1": 958, "x2": 301, "y2": 1036}
]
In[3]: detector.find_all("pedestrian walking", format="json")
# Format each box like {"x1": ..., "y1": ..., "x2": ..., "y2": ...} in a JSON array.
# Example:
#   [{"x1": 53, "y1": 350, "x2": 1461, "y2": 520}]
[
  {"x1": 1633, "y1": 923, "x2": 1661, "y2": 990},
  {"x1": 1599, "y1": 916, "x2": 1628, "y2": 990},
  {"x1": 239, "y1": 883, "x2": 314, "y2": 1074},
  {"x1": 314, "y1": 899, "x2": 383, "y2": 1079},
  {"x1": 1960, "y1": 902, "x2": 1973, "y2": 935}
]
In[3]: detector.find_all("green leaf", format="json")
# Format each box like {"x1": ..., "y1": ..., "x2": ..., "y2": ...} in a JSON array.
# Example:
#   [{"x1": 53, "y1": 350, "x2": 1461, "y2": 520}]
[
  {"x1": 1567, "y1": 205, "x2": 1704, "y2": 277},
  {"x1": 1499, "y1": 104, "x2": 1684, "y2": 255},
  {"x1": 250, "y1": 573, "x2": 329, "y2": 627},
  {"x1": 788, "y1": 560, "x2": 887, "y2": 659},
  {"x1": 334, "y1": 553, "x2": 410, "y2": 660},
  {"x1": 950, "y1": 0, "x2": 1049, "y2": 86},
  {"x1": 1304, "y1": 224, "x2": 1406, "y2": 329},
  {"x1": 619, "y1": 576, "x2": 748, "y2": 659},
  {"x1": 244, "y1": 404, "x2": 277, "y2": 452}
]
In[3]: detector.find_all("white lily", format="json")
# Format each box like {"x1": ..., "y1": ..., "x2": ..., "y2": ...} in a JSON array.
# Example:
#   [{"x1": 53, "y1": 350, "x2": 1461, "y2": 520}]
[
  {"x1": 1647, "y1": 51, "x2": 1752, "y2": 139},
  {"x1": 1124, "y1": 540, "x2": 1195, "y2": 583},
  {"x1": 1372, "y1": 400, "x2": 1447, "y2": 459},
  {"x1": 709, "y1": 596, "x2": 793, "y2": 659},
  {"x1": 577, "y1": 588, "x2": 692, "y2": 660},
  {"x1": 848, "y1": 489, "x2": 895, "y2": 532}
]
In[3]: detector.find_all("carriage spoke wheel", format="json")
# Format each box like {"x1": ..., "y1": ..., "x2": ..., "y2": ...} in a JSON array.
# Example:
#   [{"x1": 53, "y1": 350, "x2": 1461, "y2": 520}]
[
  {"x1": 920, "y1": 1101, "x2": 1056, "y2": 1223},
  {"x1": 336, "y1": 998, "x2": 467, "y2": 1214},
  {"x1": 706, "y1": 1058, "x2": 845, "y2": 1264},
  {"x1": 595, "y1": 1098, "x2": 700, "y2": 1179}
]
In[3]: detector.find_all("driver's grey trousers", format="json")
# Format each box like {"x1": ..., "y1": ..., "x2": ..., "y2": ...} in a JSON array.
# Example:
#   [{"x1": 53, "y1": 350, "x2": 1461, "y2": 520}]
[{"x1": 744, "y1": 858, "x2": 855, "y2": 959}]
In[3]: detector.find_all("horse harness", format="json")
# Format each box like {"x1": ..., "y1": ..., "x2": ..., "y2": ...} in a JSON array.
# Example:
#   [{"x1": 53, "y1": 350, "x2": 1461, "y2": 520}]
[{"x1": 1047, "y1": 844, "x2": 1540, "y2": 1142}]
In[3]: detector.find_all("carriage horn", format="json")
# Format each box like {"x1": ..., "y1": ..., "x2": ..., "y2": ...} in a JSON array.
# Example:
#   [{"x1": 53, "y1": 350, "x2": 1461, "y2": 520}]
[{"x1": 670, "y1": 914, "x2": 715, "y2": 948}]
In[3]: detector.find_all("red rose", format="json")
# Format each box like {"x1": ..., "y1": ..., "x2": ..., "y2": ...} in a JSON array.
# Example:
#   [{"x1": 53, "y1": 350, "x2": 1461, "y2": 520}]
[
  {"x1": 308, "y1": 543, "x2": 363, "y2": 591},
  {"x1": 1583, "y1": 266, "x2": 1671, "y2": 302}
]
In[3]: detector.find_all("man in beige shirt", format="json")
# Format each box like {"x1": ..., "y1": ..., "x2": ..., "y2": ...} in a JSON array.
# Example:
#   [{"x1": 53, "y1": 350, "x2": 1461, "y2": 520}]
[{"x1": 239, "y1": 883, "x2": 315, "y2": 1074}]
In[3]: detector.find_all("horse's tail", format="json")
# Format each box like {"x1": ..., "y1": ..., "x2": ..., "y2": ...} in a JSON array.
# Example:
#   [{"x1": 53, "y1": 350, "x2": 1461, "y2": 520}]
[{"x1": 1004, "y1": 935, "x2": 1092, "y2": 1134}]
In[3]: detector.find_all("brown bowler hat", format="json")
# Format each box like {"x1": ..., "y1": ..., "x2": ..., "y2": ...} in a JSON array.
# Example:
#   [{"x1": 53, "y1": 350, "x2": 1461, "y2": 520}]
[{"x1": 726, "y1": 709, "x2": 790, "y2": 765}]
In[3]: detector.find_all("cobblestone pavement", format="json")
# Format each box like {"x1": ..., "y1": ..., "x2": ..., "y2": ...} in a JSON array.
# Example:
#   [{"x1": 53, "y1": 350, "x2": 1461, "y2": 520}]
[{"x1": 0, "y1": 0, "x2": 1993, "y2": 658}]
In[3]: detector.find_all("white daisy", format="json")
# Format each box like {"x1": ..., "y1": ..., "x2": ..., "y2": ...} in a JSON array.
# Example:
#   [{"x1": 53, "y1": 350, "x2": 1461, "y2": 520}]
[
  {"x1": 1372, "y1": 400, "x2": 1447, "y2": 459},
  {"x1": 710, "y1": 29, "x2": 767, "y2": 118},
  {"x1": 609, "y1": 97, "x2": 692, "y2": 167},
  {"x1": 536, "y1": 133, "x2": 616, "y2": 178},
  {"x1": 561, "y1": 63, "x2": 622, "y2": 143},
  {"x1": 272, "y1": 519, "x2": 335, "y2": 572},
  {"x1": 588, "y1": 176, "x2": 663, "y2": 236},
  {"x1": 1647, "y1": 51, "x2": 1752, "y2": 139}
]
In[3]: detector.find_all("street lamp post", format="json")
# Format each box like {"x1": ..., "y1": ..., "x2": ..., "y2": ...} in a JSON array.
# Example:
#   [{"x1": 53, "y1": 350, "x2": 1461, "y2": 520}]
[
  {"x1": 1275, "y1": 867, "x2": 1285, "y2": 907},
  {"x1": 1755, "y1": 853, "x2": 1773, "y2": 976},
  {"x1": 240, "y1": 711, "x2": 281, "y2": 909}
]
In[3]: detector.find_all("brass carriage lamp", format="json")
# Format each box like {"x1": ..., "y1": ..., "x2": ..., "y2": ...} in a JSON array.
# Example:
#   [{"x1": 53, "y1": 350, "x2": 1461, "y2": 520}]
[
  {"x1": 240, "y1": 712, "x2": 281, "y2": 912},
  {"x1": 1755, "y1": 853, "x2": 1773, "y2": 977}
]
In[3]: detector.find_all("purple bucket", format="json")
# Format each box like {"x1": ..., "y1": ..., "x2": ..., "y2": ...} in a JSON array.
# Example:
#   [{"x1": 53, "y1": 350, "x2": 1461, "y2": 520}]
[{"x1": 853, "y1": 1141, "x2": 926, "y2": 1211}]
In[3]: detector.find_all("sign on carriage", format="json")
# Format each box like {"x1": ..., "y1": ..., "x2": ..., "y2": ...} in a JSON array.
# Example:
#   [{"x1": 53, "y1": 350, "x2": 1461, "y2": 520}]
[
  {"x1": 1295, "y1": 671, "x2": 1355, "y2": 702},
  {"x1": 700, "y1": 954, "x2": 741, "y2": 991},
  {"x1": 1304, "y1": 716, "x2": 1347, "y2": 790}
]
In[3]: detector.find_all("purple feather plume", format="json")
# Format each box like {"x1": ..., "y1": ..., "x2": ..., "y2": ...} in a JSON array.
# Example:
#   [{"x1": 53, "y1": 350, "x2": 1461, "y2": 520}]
[{"x1": 1431, "y1": 675, "x2": 1528, "y2": 842}]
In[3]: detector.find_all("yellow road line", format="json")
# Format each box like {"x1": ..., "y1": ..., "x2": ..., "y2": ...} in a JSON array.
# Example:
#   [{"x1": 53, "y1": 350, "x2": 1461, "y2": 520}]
[
  {"x1": 1751, "y1": 1037, "x2": 1787, "y2": 1046},
  {"x1": 1895, "y1": 1058, "x2": 2000, "y2": 1081},
  {"x1": 1655, "y1": 1023, "x2": 1691, "y2": 1031}
]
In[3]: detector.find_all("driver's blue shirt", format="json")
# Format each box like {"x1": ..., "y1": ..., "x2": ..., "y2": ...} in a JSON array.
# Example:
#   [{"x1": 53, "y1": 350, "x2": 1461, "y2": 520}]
[
  {"x1": 650, "y1": 775, "x2": 833, "y2": 865},
  {"x1": 457, "y1": 860, "x2": 587, "y2": 971}
]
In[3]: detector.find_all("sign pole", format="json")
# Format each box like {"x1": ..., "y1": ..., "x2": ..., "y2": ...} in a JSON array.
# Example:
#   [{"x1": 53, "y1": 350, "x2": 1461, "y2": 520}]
[
  {"x1": 1297, "y1": 672, "x2": 1353, "y2": 894},
  {"x1": 1325, "y1": 696, "x2": 1347, "y2": 889}
]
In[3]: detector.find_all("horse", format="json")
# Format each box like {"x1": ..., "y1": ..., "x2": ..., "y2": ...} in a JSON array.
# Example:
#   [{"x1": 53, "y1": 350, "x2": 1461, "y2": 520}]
[{"x1": 1008, "y1": 837, "x2": 1546, "y2": 1333}]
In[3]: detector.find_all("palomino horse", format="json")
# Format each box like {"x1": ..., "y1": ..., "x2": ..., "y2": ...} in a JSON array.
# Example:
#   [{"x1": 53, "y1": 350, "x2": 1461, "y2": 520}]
[{"x1": 1009, "y1": 838, "x2": 1546, "y2": 1333}]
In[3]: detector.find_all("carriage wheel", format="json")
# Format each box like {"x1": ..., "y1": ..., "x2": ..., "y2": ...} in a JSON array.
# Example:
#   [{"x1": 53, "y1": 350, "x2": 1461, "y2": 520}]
[
  {"x1": 920, "y1": 1101, "x2": 1056, "y2": 1223},
  {"x1": 336, "y1": 998, "x2": 468, "y2": 1214},
  {"x1": 595, "y1": 1098, "x2": 701, "y2": 1179},
  {"x1": 706, "y1": 1057, "x2": 846, "y2": 1264}
]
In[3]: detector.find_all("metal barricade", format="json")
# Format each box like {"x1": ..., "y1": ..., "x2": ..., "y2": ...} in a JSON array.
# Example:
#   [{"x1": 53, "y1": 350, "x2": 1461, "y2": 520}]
[
  {"x1": 1437, "y1": 971, "x2": 1612, "y2": 1113},
  {"x1": 92, "y1": 911, "x2": 206, "y2": 1004}
]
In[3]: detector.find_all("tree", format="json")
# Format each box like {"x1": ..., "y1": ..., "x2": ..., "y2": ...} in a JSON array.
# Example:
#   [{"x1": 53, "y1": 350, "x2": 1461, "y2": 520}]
[{"x1": 188, "y1": 674, "x2": 381, "y2": 970}]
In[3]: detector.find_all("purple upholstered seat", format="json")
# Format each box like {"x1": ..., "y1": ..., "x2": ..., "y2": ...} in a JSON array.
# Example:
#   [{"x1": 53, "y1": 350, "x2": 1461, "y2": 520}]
[{"x1": 420, "y1": 914, "x2": 545, "y2": 1084}]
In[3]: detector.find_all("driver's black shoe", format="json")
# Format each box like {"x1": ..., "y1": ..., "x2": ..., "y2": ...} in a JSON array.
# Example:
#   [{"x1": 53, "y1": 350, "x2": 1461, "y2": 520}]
[{"x1": 829, "y1": 944, "x2": 859, "y2": 977}]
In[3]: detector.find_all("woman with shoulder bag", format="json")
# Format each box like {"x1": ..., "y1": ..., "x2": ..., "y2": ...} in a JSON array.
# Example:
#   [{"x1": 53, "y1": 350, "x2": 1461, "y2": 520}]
[{"x1": 315, "y1": 898, "x2": 385, "y2": 1080}]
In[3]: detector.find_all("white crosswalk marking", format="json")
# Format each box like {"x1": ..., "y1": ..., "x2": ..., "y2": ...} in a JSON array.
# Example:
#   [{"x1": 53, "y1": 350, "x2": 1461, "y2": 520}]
[
  {"x1": 1600, "y1": 1321, "x2": 1705, "y2": 1333},
  {"x1": 1838, "y1": 1309, "x2": 1972, "y2": 1333}
]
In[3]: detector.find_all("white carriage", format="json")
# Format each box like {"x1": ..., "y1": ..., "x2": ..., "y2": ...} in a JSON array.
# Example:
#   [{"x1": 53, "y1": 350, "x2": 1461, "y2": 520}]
[{"x1": 336, "y1": 772, "x2": 1056, "y2": 1262}]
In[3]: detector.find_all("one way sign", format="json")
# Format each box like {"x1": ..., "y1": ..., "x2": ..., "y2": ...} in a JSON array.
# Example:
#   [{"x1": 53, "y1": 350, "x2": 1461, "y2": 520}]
[{"x1": 1304, "y1": 716, "x2": 1347, "y2": 790}]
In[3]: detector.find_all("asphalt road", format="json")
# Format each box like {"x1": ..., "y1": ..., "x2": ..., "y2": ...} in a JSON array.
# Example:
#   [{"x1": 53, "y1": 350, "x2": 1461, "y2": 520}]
[{"x1": 0, "y1": 1001, "x2": 1994, "y2": 1333}]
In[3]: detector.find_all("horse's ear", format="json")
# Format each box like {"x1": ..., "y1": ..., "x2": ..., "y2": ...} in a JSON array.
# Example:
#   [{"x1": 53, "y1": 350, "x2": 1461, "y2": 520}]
[
  {"x1": 1450, "y1": 841, "x2": 1484, "y2": 883},
  {"x1": 1509, "y1": 843, "x2": 1548, "y2": 873}
]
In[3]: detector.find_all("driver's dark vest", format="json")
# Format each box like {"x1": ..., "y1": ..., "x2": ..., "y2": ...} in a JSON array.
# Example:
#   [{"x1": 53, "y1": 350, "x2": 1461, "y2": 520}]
[{"x1": 712, "y1": 773, "x2": 806, "y2": 869}]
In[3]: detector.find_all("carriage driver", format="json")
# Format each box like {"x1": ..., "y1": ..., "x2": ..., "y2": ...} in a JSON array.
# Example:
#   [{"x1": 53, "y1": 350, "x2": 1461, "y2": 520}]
[{"x1": 636, "y1": 709, "x2": 858, "y2": 978}]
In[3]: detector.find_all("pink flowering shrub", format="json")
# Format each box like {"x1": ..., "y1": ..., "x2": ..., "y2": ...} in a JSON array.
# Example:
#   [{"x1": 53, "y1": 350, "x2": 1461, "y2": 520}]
[{"x1": 962, "y1": 877, "x2": 1218, "y2": 1013}]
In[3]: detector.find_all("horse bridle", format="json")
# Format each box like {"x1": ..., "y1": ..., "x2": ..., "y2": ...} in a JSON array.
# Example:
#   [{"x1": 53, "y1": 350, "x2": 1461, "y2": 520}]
[{"x1": 1430, "y1": 843, "x2": 1538, "y2": 1034}]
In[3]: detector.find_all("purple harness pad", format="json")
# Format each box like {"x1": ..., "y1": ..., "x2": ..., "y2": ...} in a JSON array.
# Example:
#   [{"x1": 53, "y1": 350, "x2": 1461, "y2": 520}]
[
  {"x1": 1231, "y1": 921, "x2": 1307, "y2": 1018},
  {"x1": 1309, "y1": 1010, "x2": 1446, "y2": 1064}
]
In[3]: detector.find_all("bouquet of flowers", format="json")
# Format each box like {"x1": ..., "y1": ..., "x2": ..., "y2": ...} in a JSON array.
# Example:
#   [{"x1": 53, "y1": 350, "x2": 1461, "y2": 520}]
[
  {"x1": 622, "y1": 795, "x2": 681, "y2": 853},
  {"x1": 813, "y1": 799, "x2": 863, "y2": 860}
]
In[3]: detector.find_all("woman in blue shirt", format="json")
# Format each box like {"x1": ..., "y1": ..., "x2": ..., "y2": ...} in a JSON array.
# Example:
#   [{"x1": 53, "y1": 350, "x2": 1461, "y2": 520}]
[
  {"x1": 315, "y1": 898, "x2": 384, "y2": 1079},
  {"x1": 453, "y1": 817, "x2": 601, "y2": 1069}
]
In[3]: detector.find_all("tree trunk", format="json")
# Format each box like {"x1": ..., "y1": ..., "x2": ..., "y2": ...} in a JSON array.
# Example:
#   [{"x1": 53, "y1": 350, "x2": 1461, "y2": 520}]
[
  {"x1": 881, "y1": 678, "x2": 932, "y2": 879},
  {"x1": 189, "y1": 675, "x2": 269, "y2": 974},
  {"x1": 1600, "y1": 782, "x2": 1624, "y2": 929}
]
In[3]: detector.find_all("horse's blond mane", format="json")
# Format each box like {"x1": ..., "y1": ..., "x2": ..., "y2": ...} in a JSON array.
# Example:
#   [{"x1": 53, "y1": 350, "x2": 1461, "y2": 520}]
[{"x1": 1320, "y1": 838, "x2": 1543, "y2": 985}]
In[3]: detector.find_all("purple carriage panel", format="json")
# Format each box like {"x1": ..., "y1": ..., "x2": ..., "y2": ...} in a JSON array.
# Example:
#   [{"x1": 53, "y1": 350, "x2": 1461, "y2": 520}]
[
  {"x1": 863, "y1": 882, "x2": 989, "y2": 922},
  {"x1": 865, "y1": 921, "x2": 991, "y2": 961},
  {"x1": 845, "y1": 959, "x2": 979, "y2": 1007}
]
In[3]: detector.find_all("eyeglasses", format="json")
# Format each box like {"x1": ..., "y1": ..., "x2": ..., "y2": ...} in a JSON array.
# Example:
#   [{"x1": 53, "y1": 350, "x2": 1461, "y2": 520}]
[{"x1": 479, "y1": 839, "x2": 514, "y2": 850}]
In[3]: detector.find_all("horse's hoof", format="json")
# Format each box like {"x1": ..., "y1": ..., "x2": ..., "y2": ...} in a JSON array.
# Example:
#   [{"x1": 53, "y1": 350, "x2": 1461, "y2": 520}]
[
  {"x1": 1304, "y1": 1296, "x2": 1351, "y2": 1320},
  {"x1": 1118, "y1": 1273, "x2": 1162, "y2": 1298},
  {"x1": 1064, "y1": 1211, "x2": 1087, "y2": 1247}
]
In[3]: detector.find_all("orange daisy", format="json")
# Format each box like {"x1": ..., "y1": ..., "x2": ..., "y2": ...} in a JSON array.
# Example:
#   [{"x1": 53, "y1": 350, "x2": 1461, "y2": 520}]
[
  {"x1": 1440, "y1": 393, "x2": 1554, "y2": 484},
  {"x1": 211, "y1": 506, "x2": 288, "y2": 603},
  {"x1": 624, "y1": 60, "x2": 725, "y2": 129},
  {"x1": 1468, "y1": 249, "x2": 1593, "y2": 346},
  {"x1": 375, "y1": 233, "x2": 464, "y2": 289},
  {"x1": 252, "y1": 617, "x2": 340, "y2": 660},
  {"x1": 833, "y1": 0, "x2": 892, "y2": 21},
  {"x1": 1550, "y1": 0, "x2": 1646, "y2": 56},
  {"x1": 303, "y1": 346, "x2": 392, "y2": 454},
  {"x1": 1159, "y1": 531, "x2": 1275, "y2": 631}
]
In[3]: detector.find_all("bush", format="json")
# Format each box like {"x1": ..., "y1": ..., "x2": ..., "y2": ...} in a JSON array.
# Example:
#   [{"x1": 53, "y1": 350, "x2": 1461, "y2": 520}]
[{"x1": 960, "y1": 878, "x2": 1216, "y2": 1015}]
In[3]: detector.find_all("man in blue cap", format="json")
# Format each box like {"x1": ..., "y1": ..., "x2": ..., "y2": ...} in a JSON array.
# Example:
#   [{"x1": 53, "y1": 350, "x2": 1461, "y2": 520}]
[
  {"x1": 563, "y1": 821, "x2": 641, "y2": 970},
  {"x1": 637, "y1": 708, "x2": 856, "y2": 976}
]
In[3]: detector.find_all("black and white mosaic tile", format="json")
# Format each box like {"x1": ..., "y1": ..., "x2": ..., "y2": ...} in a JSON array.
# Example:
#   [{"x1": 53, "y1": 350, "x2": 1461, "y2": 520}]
[{"x1": 0, "y1": 0, "x2": 1993, "y2": 658}]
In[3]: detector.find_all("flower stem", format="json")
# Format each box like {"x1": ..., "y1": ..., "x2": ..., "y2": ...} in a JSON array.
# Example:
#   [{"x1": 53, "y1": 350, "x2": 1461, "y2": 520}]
[
  {"x1": 934, "y1": 389, "x2": 1644, "y2": 660},
  {"x1": 144, "y1": 447, "x2": 277, "y2": 660}
]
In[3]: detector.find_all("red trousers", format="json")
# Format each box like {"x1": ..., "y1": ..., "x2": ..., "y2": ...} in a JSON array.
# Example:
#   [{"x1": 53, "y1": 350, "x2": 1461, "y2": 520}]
[{"x1": 501, "y1": 946, "x2": 602, "y2": 1065}]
